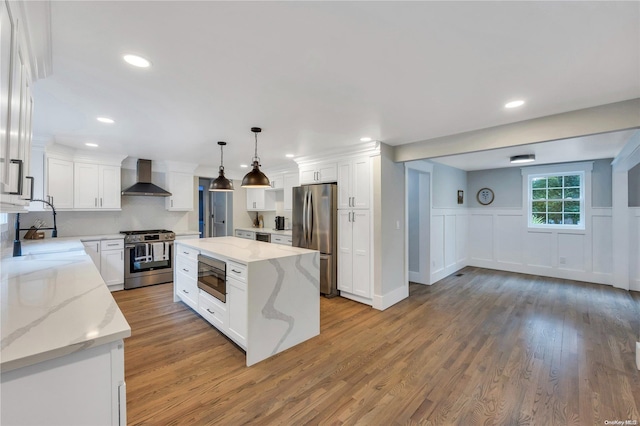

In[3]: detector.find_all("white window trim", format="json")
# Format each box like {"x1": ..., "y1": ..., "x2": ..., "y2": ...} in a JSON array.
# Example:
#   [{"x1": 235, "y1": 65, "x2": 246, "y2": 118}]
[{"x1": 521, "y1": 161, "x2": 593, "y2": 233}]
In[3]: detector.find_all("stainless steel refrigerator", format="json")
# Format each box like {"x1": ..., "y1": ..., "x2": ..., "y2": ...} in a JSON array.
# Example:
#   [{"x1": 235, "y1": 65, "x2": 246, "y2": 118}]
[{"x1": 292, "y1": 183, "x2": 338, "y2": 297}]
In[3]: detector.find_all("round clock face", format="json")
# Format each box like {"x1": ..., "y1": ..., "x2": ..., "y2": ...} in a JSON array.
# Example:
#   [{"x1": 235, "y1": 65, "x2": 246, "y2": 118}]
[{"x1": 477, "y1": 188, "x2": 494, "y2": 205}]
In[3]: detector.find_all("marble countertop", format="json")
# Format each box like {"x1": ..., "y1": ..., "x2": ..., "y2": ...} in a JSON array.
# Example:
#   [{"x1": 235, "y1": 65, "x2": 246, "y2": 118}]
[
  {"x1": 1, "y1": 249, "x2": 131, "y2": 372},
  {"x1": 174, "y1": 230, "x2": 200, "y2": 236},
  {"x1": 235, "y1": 227, "x2": 293, "y2": 236},
  {"x1": 176, "y1": 236, "x2": 314, "y2": 264}
]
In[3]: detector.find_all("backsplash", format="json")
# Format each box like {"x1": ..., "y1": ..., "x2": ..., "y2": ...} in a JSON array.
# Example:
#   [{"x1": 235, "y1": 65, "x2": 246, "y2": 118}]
[{"x1": 12, "y1": 195, "x2": 196, "y2": 238}]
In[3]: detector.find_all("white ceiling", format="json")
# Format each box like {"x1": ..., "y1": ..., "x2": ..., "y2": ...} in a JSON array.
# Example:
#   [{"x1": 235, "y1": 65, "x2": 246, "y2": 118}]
[
  {"x1": 430, "y1": 129, "x2": 638, "y2": 171},
  {"x1": 32, "y1": 1, "x2": 640, "y2": 178}
]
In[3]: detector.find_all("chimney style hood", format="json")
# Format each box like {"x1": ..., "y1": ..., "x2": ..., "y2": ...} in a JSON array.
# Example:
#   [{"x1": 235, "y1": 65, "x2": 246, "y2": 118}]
[{"x1": 121, "y1": 159, "x2": 172, "y2": 197}]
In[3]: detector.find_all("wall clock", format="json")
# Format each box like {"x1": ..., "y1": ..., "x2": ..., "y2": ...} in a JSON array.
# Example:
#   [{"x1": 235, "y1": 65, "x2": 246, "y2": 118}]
[{"x1": 477, "y1": 188, "x2": 494, "y2": 205}]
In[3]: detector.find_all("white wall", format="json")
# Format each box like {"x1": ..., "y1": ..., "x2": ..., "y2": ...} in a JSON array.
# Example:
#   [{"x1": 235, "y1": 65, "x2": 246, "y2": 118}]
[
  {"x1": 629, "y1": 163, "x2": 640, "y2": 207},
  {"x1": 631, "y1": 208, "x2": 640, "y2": 291},
  {"x1": 373, "y1": 144, "x2": 407, "y2": 309}
]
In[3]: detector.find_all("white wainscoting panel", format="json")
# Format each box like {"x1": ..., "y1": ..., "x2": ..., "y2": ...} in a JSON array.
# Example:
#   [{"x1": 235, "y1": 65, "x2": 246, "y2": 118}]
[
  {"x1": 557, "y1": 233, "x2": 586, "y2": 272},
  {"x1": 431, "y1": 215, "x2": 445, "y2": 276},
  {"x1": 496, "y1": 215, "x2": 523, "y2": 265},
  {"x1": 592, "y1": 214, "x2": 613, "y2": 276},
  {"x1": 431, "y1": 209, "x2": 467, "y2": 283},
  {"x1": 469, "y1": 214, "x2": 493, "y2": 262},
  {"x1": 525, "y1": 231, "x2": 553, "y2": 268},
  {"x1": 468, "y1": 208, "x2": 613, "y2": 285}
]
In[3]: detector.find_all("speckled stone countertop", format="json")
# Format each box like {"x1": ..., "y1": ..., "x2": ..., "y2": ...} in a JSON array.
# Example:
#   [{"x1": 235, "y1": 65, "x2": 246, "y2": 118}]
[{"x1": 1, "y1": 249, "x2": 131, "y2": 372}]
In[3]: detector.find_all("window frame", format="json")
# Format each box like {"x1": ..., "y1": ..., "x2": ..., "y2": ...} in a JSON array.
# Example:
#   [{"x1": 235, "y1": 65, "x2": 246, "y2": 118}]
[{"x1": 521, "y1": 161, "x2": 593, "y2": 232}]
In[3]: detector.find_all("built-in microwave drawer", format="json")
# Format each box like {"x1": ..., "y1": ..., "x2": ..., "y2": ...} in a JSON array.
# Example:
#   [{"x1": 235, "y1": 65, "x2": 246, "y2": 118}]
[
  {"x1": 227, "y1": 260, "x2": 247, "y2": 282},
  {"x1": 177, "y1": 246, "x2": 199, "y2": 260}
]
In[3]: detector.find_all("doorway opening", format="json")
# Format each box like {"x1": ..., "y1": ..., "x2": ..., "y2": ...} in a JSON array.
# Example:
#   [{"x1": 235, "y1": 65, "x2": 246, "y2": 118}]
[
  {"x1": 198, "y1": 178, "x2": 233, "y2": 238},
  {"x1": 405, "y1": 162, "x2": 432, "y2": 285}
]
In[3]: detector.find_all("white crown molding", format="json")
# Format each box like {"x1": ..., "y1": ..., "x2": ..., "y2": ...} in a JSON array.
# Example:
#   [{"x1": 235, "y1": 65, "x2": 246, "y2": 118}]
[
  {"x1": 294, "y1": 141, "x2": 380, "y2": 167},
  {"x1": 612, "y1": 130, "x2": 640, "y2": 172},
  {"x1": 45, "y1": 143, "x2": 125, "y2": 165}
]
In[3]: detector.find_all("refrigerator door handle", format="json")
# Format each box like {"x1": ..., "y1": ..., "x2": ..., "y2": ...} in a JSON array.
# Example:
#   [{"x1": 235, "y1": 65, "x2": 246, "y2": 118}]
[
  {"x1": 308, "y1": 192, "x2": 314, "y2": 246},
  {"x1": 302, "y1": 191, "x2": 308, "y2": 246}
]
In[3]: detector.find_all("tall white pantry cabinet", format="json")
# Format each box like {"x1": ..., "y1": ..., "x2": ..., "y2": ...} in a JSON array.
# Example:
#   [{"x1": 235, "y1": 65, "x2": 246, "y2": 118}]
[{"x1": 337, "y1": 155, "x2": 373, "y2": 303}]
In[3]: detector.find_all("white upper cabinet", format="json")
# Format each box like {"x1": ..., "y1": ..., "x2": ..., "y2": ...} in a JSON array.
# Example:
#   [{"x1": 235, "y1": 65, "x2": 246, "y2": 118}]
[
  {"x1": 267, "y1": 173, "x2": 283, "y2": 190},
  {"x1": 299, "y1": 161, "x2": 337, "y2": 185},
  {"x1": 46, "y1": 157, "x2": 74, "y2": 209},
  {"x1": 246, "y1": 188, "x2": 276, "y2": 211},
  {"x1": 74, "y1": 163, "x2": 121, "y2": 210},
  {"x1": 165, "y1": 172, "x2": 194, "y2": 211},
  {"x1": 337, "y1": 156, "x2": 371, "y2": 210}
]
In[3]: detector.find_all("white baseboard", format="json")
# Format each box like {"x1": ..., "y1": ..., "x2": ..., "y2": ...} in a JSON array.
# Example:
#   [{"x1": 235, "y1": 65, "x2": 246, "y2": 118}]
[
  {"x1": 108, "y1": 283, "x2": 124, "y2": 292},
  {"x1": 372, "y1": 285, "x2": 409, "y2": 311},
  {"x1": 631, "y1": 279, "x2": 640, "y2": 292},
  {"x1": 340, "y1": 291, "x2": 373, "y2": 307},
  {"x1": 409, "y1": 270, "x2": 430, "y2": 285},
  {"x1": 431, "y1": 261, "x2": 466, "y2": 284}
]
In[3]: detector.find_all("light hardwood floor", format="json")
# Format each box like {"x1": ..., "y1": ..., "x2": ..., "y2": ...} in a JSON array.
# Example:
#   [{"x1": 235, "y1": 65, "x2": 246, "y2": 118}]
[{"x1": 113, "y1": 267, "x2": 640, "y2": 425}]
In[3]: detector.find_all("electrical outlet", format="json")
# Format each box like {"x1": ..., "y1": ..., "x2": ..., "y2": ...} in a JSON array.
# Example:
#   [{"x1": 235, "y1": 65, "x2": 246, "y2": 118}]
[{"x1": 559, "y1": 257, "x2": 567, "y2": 265}]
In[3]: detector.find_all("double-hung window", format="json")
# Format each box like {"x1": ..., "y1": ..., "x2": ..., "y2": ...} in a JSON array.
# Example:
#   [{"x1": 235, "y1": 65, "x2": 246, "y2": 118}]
[{"x1": 523, "y1": 162, "x2": 591, "y2": 231}]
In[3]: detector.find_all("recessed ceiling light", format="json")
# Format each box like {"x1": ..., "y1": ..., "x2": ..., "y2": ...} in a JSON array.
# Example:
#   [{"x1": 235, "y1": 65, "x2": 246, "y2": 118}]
[
  {"x1": 510, "y1": 154, "x2": 535, "y2": 164},
  {"x1": 360, "y1": 137, "x2": 372, "y2": 142},
  {"x1": 285, "y1": 154, "x2": 295, "y2": 158},
  {"x1": 240, "y1": 164, "x2": 248, "y2": 168},
  {"x1": 96, "y1": 117, "x2": 114, "y2": 124},
  {"x1": 123, "y1": 54, "x2": 151, "y2": 68},
  {"x1": 505, "y1": 100, "x2": 525, "y2": 109},
  {"x1": 85, "y1": 143, "x2": 99, "y2": 147}
]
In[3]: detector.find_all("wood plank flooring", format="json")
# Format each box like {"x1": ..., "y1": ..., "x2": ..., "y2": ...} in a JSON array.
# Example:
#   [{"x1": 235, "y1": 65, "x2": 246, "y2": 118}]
[{"x1": 112, "y1": 267, "x2": 640, "y2": 425}]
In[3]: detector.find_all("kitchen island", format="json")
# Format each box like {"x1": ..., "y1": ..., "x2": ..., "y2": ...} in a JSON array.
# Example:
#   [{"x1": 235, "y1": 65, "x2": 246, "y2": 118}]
[{"x1": 174, "y1": 236, "x2": 319, "y2": 366}]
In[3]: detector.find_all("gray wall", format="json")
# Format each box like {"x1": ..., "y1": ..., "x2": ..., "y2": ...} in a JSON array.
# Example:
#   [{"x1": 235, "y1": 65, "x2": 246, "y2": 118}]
[
  {"x1": 468, "y1": 167, "x2": 522, "y2": 208},
  {"x1": 466, "y1": 158, "x2": 614, "y2": 209},
  {"x1": 431, "y1": 162, "x2": 467, "y2": 208},
  {"x1": 630, "y1": 163, "x2": 640, "y2": 207}
]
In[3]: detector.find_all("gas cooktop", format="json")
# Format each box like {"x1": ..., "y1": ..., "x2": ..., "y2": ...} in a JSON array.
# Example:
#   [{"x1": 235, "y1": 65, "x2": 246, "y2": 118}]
[
  {"x1": 120, "y1": 229, "x2": 175, "y2": 244},
  {"x1": 120, "y1": 229, "x2": 173, "y2": 235}
]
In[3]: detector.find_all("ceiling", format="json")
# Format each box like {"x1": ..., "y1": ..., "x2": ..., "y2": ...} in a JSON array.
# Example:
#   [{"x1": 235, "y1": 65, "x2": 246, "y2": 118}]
[
  {"x1": 32, "y1": 1, "x2": 640, "y2": 178},
  {"x1": 430, "y1": 129, "x2": 638, "y2": 171}
]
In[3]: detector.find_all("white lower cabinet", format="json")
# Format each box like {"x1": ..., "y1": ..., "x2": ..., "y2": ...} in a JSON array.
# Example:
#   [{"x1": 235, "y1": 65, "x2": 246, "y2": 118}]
[
  {"x1": 338, "y1": 209, "x2": 371, "y2": 298},
  {"x1": 199, "y1": 290, "x2": 228, "y2": 330},
  {"x1": 82, "y1": 239, "x2": 124, "y2": 290},
  {"x1": 175, "y1": 252, "x2": 199, "y2": 310},
  {"x1": 100, "y1": 240, "x2": 124, "y2": 288},
  {"x1": 227, "y1": 276, "x2": 247, "y2": 348},
  {"x1": 1, "y1": 340, "x2": 126, "y2": 426}
]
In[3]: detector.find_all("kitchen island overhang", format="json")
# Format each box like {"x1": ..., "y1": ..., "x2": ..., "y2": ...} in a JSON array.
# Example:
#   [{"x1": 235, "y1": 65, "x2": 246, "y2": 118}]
[{"x1": 174, "y1": 236, "x2": 320, "y2": 366}]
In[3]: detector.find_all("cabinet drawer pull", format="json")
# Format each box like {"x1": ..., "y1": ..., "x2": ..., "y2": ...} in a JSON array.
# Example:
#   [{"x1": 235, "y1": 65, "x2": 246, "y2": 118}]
[
  {"x1": 231, "y1": 269, "x2": 241, "y2": 274},
  {"x1": 206, "y1": 308, "x2": 215, "y2": 315},
  {"x1": 182, "y1": 289, "x2": 189, "y2": 294},
  {"x1": 183, "y1": 251, "x2": 189, "y2": 255},
  {"x1": 107, "y1": 243, "x2": 119, "y2": 246},
  {"x1": 182, "y1": 268, "x2": 189, "y2": 272}
]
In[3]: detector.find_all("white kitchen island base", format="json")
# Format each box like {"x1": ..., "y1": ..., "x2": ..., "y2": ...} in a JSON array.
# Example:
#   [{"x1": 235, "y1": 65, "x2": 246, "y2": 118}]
[{"x1": 174, "y1": 237, "x2": 320, "y2": 366}]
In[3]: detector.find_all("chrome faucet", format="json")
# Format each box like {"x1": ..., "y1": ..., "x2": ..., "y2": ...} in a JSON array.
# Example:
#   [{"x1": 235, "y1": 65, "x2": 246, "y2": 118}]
[{"x1": 13, "y1": 198, "x2": 58, "y2": 257}]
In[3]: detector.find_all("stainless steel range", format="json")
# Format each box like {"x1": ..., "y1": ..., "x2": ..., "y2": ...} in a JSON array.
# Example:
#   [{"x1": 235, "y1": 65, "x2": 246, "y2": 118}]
[{"x1": 121, "y1": 229, "x2": 175, "y2": 289}]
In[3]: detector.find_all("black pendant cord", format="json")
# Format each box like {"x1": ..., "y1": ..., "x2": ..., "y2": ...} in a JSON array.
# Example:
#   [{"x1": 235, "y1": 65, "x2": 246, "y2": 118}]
[
  {"x1": 219, "y1": 143, "x2": 225, "y2": 172},
  {"x1": 251, "y1": 127, "x2": 262, "y2": 164}
]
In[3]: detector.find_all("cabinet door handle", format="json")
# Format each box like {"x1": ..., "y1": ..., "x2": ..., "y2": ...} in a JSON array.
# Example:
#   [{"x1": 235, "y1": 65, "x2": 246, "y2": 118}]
[
  {"x1": 8, "y1": 159, "x2": 23, "y2": 195},
  {"x1": 95, "y1": 198, "x2": 98, "y2": 207},
  {"x1": 22, "y1": 176, "x2": 34, "y2": 201},
  {"x1": 353, "y1": 212, "x2": 356, "y2": 223},
  {"x1": 100, "y1": 198, "x2": 103, "y2": 207},
  {"x1": 121, "y1": 251, "x2": 123, "y2": 260},
  {"x1": 171, "y1": 199, "x2": 174, "y2": 207}
]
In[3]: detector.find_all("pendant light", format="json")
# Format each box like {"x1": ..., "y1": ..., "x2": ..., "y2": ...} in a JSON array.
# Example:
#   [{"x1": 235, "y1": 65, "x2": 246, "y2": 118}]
[
  {"x1": 241, "y1": 127, "x2": 270, "y2": 188},
  {"x1": 209, "y1": 141, "x2": 234, "y2": 191}
]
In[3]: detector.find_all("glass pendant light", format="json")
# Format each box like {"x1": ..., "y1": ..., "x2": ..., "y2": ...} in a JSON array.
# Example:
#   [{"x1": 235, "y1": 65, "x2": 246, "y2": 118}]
[
  {"x1": 209, "y1": 141, "x2": 234, "y2": 191},
  {"x1": 241, "y1": 127, "x2": 270, "y2": 188}
]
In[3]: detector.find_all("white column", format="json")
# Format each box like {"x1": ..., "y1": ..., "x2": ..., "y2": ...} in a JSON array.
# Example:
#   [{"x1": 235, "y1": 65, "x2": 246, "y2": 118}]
[{"x1": 611, "y1": 169, "x2": 630, "y2": 290}]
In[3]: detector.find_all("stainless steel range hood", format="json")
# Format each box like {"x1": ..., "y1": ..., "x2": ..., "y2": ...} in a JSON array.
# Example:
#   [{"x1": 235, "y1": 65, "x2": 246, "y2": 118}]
[{"x1": 121, "y1": 159, "x2": 172, "y2": 197}]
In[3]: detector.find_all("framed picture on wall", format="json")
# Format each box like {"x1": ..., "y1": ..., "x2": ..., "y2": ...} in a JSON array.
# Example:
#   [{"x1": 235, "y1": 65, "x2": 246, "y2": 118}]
[{"x1": 457, "y1": 190, "x2": 464, "y2": 204}]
